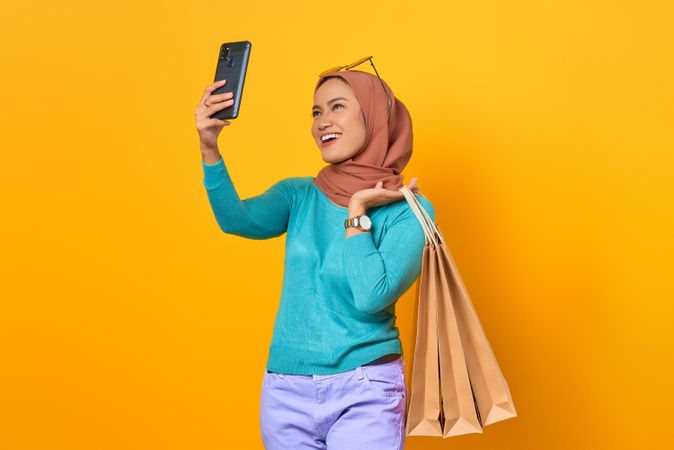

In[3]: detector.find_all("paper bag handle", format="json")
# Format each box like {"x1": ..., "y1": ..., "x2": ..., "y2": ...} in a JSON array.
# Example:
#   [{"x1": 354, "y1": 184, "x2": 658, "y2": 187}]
[{"x1": 399, "y1": 186, "x2": 438, "y2": 248}]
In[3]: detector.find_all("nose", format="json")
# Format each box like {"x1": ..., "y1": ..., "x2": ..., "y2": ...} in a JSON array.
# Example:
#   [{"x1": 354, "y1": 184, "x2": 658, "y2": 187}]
[{"x1": 317, "y1": 122, "x2": 335, "y2": 135}]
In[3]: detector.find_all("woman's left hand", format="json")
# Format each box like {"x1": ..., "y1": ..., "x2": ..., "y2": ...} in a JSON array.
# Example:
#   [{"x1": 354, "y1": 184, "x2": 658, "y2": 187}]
[{"x1": 351, "y1": 177, "x2": 420, "y2": 210}]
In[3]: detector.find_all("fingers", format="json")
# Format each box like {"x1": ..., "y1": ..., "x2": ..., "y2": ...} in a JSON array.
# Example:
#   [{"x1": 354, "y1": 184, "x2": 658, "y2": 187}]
[
  {"x1": 206, "y1": 118, "x2": 231, "y2": 127},
  {"x1": 195, "y1": 100, "x2": 235, "y2": 118},
  {"x1": 195, "y1": 95, "x2": 235, "y2": 118},
  {"x1": 197, "y1": 79, "x2": 228, "y2": 109},
  {"x1": 201, "y1": 79, "x2": 226, "y2": 99},
  {"x1": 207, "y1": 91, "x2": 235, "y2": 105},
  {"x1": 376, "y1": 178, "x2": 419, "y2": 192},
  {"x1": 372, "y1": 179, "x2": 420, "y2": 195},
  {"x1": 405, "y1": 177, "x2": 421, "y2": 194}
]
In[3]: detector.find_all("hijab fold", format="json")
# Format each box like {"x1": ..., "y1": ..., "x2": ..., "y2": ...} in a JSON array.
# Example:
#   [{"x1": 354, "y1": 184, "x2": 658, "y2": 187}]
[{"x1": 312, "y1": 70, "x2": 413, "y2": 208}]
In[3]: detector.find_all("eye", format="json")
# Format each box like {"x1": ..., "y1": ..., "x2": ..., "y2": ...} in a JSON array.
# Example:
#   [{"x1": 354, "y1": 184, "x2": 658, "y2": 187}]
[{"x1": 312, "y1": 103, "x2": 344, "y2": 118}]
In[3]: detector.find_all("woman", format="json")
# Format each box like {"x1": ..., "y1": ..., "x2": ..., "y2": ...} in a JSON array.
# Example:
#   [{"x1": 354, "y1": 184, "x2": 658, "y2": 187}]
[{"x1": 194, "y1": 68, "x2": 434, "y2": 449}]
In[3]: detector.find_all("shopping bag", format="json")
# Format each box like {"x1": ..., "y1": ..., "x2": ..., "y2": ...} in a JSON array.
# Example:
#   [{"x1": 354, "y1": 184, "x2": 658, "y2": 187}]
[
  {"x1": 399, "y1": 187, "x2": 517, "y2": 438},
  {"x1": 438, "y1": 226, "x2": 518, "y2": 426}
]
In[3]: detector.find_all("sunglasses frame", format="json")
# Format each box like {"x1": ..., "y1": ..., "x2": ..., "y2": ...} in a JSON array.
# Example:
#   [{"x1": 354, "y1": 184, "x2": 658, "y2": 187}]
[{"x1": 319, "y1": 56, "x2": 391, "y2": 118}]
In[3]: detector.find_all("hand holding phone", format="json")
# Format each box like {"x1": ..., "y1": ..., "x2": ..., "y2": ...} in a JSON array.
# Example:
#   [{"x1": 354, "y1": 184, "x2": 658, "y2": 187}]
[
  {"x1": 194, "y1": 41, "x2": 252, "y2": 151},
  {"x1": 195, "y1": 79, "x2": 233, "y2": 151},
  {"x1": 212, "y1": 41, "x2": 251, "y2": 120}
]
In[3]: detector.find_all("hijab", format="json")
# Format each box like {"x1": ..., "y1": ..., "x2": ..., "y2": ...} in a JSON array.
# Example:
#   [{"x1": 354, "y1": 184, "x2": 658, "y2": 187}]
[{"x1": 312, "y1": 70, "x2": 413, "y2": 208}]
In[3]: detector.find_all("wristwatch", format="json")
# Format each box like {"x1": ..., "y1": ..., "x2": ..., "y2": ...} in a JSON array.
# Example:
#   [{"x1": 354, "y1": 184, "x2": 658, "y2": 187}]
[{"x1": 344, "y1": 214, "x2": 372, "y2": 232}]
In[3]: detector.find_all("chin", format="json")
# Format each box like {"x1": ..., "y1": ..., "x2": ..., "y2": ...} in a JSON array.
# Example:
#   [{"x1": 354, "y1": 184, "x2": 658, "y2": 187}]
[
  {"x1": 321, "y1": 154, "x2": 350, "y2": 165},
  {"x1": 319, "y1": 147, "x2": 355, "y2": 165}
]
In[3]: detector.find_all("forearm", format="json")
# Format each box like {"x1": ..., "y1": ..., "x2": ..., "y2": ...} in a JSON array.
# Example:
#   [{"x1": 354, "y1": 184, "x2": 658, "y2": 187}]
[
  {"x1": 202, "y1": 152, "x2": 289, "y2": 239},
  {"x1": 201, "y1": 146, "x2": 222, "y2": 165},
  {"x1": 342, "y1": 207, "x2": 427, "y2": 314}
]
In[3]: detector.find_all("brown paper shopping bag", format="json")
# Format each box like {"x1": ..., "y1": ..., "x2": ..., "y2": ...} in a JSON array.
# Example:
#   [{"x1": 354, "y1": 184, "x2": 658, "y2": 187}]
[
  {"x1": 399, "y1": 187, "x2": 517, "y2": 438},
  {"x1": 438, "y1": 233, "x2": 518, "y2": 426}
]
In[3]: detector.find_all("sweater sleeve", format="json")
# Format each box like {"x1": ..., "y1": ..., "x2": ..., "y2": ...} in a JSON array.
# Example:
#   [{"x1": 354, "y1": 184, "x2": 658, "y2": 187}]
[
  {"x1": 342, "y1": 196, "x2": 435, "y2": 314},
  {"x1": 202, "y1": 155, "x2": 293, "y2": 239}
]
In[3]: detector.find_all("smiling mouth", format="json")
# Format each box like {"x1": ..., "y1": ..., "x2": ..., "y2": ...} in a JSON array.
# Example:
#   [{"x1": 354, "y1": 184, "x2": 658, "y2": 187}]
[{"x1": 320, "y1": 133, "x2": 342, "y2": 147}]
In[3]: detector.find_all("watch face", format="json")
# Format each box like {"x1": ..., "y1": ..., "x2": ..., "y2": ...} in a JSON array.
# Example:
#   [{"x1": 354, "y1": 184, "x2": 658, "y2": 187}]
[{"x1": 359, "y1": 214, "x2": 372, "y2": 230}]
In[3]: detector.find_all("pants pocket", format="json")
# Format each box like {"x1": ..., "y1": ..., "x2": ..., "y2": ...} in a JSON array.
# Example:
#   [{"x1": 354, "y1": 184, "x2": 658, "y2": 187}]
[{"x1": 360, "y1": 361, "x2": 406, "y2": 399}]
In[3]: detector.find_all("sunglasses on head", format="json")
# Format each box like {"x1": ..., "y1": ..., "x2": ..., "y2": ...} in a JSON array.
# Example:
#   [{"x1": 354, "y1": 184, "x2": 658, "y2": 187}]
[{"x1": 319, "y1": 56, "x2": 391, "y2": 119}]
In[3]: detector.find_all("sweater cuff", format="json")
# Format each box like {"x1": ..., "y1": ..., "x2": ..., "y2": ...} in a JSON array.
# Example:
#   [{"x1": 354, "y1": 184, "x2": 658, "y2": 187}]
[
  {"x1": 202, "y1": 155, "x2": 223, "y2": 167},
  {"x1": 202, "y1": 156, "x2": 228, "y2": 190}
]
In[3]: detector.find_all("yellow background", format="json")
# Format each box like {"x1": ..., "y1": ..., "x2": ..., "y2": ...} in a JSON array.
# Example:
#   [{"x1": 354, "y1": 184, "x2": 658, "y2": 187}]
[{"x1": 1, "y1": 1, "x2": 672, "y2": 449}]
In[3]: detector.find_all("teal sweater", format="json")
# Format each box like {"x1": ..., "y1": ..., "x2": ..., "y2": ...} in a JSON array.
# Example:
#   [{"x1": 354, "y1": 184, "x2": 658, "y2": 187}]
[{"x1": 202, "y1": 156, "x2": 435, "y2": 375}]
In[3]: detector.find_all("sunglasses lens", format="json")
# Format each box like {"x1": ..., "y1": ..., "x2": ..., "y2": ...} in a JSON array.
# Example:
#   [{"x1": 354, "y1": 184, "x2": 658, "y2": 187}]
[
  {"x1": 346, "y1": 56, "x2": 372, "y2": 69},
  {"x1": 319, "y1": 65, "x2": 348, "y2": 76},
  {"x1": 319, "y1": 56, "x2": 375, "y2": 76}
]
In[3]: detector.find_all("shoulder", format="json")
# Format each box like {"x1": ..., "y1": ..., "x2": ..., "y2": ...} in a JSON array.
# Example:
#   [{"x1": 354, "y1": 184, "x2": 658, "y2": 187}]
[
  {"x1": 262, "y1": 176, "x2": 313, "y2": 207},
  {"x1": 415, "y1": 194, "x2": 435, "y2": 221},
  {"x1": 275, "y1": 176, "x2": 313, "y2": 189},
  {"x1": 388, "y1": 192, "x2": 435, "y2": 224},
  {"x1": 267, "y1": 176, "x2": 313, "y2": 192},
  {"x1": 284, "y1": 175, "x2": 314, "y2": 185}
]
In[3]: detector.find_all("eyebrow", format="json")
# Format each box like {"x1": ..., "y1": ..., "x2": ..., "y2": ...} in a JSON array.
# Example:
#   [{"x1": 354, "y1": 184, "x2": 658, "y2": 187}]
[{"x1": 312, "y1": 97, "x2": 349, "y2": 110}]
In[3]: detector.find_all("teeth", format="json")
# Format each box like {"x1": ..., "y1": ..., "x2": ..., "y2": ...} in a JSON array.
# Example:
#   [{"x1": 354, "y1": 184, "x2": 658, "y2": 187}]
[{"x1": 321, "y1": 133, "x2": 341, "y2": 142}]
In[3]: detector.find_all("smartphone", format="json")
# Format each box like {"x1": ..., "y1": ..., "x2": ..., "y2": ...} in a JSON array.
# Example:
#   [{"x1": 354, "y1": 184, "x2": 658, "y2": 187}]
[{"x1": 211, "y1": 40, "x2": 252, "y2": 120}]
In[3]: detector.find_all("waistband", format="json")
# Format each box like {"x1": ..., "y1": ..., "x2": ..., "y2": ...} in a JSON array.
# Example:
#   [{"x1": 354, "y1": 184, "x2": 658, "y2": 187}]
[
  {"x1": 363, "y1": 353, "x2": 402, "y2": 366},
  {"x1": 270, "y1": 354, "x2": 403, "y2": 380}
]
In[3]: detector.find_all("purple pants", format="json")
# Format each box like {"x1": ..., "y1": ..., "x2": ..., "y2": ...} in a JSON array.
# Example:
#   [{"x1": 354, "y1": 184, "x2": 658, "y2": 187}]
[{"x1": 259, "y1": 357, "x2": 407, "y2": 449}]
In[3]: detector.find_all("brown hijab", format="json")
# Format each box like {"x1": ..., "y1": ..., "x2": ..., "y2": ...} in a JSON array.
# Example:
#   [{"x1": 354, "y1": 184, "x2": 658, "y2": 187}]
[{"x1": 312, "y1": 70, "x2": 413, "y2": 208}]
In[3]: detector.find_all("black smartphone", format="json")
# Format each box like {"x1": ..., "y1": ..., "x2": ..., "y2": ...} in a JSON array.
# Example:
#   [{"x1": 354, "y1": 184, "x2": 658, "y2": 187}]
[{"x1": 211, "y1": 40, "x2": 252, "y2": 120}]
